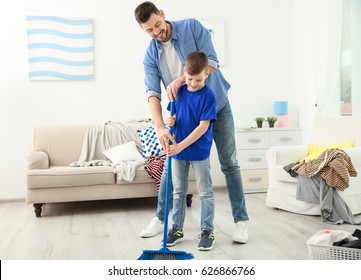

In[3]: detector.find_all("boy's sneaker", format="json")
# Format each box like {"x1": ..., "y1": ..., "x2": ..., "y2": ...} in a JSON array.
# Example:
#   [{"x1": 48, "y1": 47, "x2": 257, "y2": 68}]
[
  {"x1": 198, "y1": 230, "x2": 215, "y2": 251},
  {"x1": 166, "y1": 227, "x2": 185, "y2": 247},
  {"x1": 140, "y1": 217, "x2": 164, "y2": 238},
  {"x1": 232, "y1": 221, "x2": 248, "y2": 243}
]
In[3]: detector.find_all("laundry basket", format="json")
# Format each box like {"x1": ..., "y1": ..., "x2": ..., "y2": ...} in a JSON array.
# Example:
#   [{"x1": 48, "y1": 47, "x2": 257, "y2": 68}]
[{"x1": 307, "y1": 243, "x2": 361, "y2": 260}]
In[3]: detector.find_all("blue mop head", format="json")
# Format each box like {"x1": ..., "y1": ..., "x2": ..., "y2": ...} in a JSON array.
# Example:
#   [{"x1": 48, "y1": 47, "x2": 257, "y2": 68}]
[{"x1": 138, "y1": 247, "x2": 194, "y2": 260}]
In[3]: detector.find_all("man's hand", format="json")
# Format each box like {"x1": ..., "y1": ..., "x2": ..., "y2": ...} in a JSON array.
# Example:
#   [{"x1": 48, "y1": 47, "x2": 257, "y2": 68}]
[
  {"x1": 167, "y1": 75, "x2": 185, "y2": 101},
  {"x1": 156, "y1": 126, "x2": 177, "y2": 154},
  {"x1": 148, "y1": 97, "x2": 177, "y2": 153}
]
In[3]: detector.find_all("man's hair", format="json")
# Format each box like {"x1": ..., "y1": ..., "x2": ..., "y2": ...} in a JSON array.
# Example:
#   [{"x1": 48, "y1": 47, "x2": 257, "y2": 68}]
[
  {"x1": 184, "y1": 51, "x2": 209, "y2": 76},
  {"x1": 134, "y1": 1, "x2": 160, "y2": 24}
]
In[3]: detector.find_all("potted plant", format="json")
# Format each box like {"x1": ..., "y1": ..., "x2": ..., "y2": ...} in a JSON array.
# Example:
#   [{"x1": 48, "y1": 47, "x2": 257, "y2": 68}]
[
  {"x1": 254, "y1": 117, "x2": 265, "y2": 128},
  {"x1": 266, "y1": 116, "x2": 277, "y2": 128}
]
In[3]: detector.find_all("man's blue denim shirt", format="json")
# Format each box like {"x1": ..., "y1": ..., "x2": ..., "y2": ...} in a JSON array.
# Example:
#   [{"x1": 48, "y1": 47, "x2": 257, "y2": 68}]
[{"x1": 143, "y1": 18, "x2": 230, "y2": 113}]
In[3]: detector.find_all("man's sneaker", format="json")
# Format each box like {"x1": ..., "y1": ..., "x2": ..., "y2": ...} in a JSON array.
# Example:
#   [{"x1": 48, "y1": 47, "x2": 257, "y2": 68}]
[
  {"x1": 198, "y1": 230, "x2": 215, "y2": 251},
  {"x1": 140, "y1": 217, "x2": 164, "y2": 238},
  {"x1": 166, "y1": 227, "x2": 185, "y2": 247},
  {"x1": 232, "y1": 221, "x2": 248, "y2": 243}
]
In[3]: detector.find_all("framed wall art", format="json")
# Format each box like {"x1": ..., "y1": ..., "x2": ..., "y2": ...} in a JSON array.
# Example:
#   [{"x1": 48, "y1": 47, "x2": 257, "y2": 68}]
[{"x1": 27, "y1": 16, "x2": 94, "y2": 80}]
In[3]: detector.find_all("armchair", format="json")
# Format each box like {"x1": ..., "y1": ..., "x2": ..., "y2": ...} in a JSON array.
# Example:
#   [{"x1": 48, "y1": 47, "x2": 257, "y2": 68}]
[{"x1": 266, "y1": 115, "x2": 361, "y2": 215}]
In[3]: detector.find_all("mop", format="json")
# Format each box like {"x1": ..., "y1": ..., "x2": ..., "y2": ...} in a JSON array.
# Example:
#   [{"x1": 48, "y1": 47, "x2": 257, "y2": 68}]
[{"x1": 138, "y1": 102, "x2": 194, "y2": 260}]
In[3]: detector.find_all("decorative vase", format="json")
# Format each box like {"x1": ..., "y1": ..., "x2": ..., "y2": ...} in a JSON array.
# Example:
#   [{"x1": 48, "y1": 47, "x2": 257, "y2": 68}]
[
  {"x1": 269, "y1": 122, "x2": 275, "y2": 128},
  {"x1": 257, "y1": 122, "x2": 263, "y2": 128}
]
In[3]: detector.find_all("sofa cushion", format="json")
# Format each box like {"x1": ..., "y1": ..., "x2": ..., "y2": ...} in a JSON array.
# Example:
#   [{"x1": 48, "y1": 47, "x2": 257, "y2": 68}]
[
  {"x1": 27, "y1": 165, "x2": 159, "y2": 189},
  {"x1": 27, "y1": 166, "x2": 116, "y2": 189}
]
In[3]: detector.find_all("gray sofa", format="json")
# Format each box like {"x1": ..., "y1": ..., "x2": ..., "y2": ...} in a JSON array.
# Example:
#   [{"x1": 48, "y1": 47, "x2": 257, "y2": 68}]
[{"x1": 27, "y1": 124, "x2": 196, "y2": 217}]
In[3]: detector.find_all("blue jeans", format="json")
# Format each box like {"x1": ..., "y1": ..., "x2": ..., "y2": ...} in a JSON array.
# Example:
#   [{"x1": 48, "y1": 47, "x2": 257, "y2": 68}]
[
  {"x1": 156, "y1": 101, "x2": 249, "y2": 223},
  {"x1": 171, "y1": 158, "x2": 214, "y2": 231}
]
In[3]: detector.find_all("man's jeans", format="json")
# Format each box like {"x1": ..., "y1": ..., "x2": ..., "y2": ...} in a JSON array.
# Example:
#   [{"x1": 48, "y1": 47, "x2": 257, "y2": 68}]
[
  {"x1": 156, "y1": 101, "x2": 249, "y2": 223},
  {"x1": 171, "y1": 158, "x2": 214, "y2": 231}
]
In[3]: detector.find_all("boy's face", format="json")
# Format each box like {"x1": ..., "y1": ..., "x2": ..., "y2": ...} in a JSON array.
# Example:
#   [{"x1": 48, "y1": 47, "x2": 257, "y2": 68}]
[
  {"x1": 139, "y1": 10, "x2": 170, "y2": 42},
  {"x1": 185, "y1": 70, "x2": 209, "y2": 92}
]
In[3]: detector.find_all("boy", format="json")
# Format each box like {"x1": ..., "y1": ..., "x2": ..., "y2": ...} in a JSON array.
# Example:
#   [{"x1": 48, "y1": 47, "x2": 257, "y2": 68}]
[{"x1": 166, "y1": 51, "x2": 216, "y2": 251}]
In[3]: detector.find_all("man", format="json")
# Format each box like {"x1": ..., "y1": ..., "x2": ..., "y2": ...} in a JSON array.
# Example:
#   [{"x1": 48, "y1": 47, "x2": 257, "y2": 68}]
[{"x1": 134, "y1": 1, "x2": 249, "y2": 243}]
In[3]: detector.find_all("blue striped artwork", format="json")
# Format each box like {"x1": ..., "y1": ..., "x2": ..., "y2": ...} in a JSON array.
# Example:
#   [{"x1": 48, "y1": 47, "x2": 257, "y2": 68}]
[{"x1": 27, "y1": 16, "x2": 94, "y2": 80}]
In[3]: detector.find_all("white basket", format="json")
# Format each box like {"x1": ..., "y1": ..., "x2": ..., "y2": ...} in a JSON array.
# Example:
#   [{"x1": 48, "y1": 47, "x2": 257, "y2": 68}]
[{"x1": 307, "y1": 243, "x2": 361, "y2": 260}]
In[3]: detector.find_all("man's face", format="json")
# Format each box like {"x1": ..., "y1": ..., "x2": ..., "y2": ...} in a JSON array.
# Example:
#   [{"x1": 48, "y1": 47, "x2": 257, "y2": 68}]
[{"x1": 140, "y1": 11, "x2": 169, "y2": 42}]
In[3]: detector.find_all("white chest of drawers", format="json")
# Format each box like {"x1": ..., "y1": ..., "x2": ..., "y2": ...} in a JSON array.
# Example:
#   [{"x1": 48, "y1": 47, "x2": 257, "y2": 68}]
[{"x1": 236, "y1": 127, "x2": 302, "y2": 192}]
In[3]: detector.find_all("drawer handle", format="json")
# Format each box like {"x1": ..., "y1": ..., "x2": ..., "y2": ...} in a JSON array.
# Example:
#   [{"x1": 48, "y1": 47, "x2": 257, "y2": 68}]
[
  {"x1": 249, "y1": 177, "x2": 262, "y2": 182},
  {"x1": 278, "y1": 137, "x2": 293, "y2": 142},
  {"x1": 248, "y1": 157, "x2": 261, "y2": 162},
  {"x1": 248, "y1": 139, "x2": 261, "y2": 143}
]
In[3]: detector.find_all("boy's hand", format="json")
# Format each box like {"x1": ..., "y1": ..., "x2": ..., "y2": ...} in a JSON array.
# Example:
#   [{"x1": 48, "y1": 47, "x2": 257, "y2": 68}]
[
  {"x1": 165, "y1": 115, "x2": 176, "y2": 127},
  {"x1": 167, "y1": 143, "x2": 184, "y2": 156}
]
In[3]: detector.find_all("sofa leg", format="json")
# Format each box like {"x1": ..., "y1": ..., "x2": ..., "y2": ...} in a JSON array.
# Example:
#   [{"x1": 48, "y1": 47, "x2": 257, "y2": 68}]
[
  {"x1": 33, "y1": 203, "x2": 43, "y2": 217},
  {"x1": 186, "y1": 194, "x2": 193, "y2": 207}
]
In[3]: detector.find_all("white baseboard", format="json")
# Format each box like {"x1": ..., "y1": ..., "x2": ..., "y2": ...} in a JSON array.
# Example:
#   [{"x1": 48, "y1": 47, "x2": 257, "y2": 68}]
[{"x1": 0, "y1": 198, "x2": 26, "y2": 203}]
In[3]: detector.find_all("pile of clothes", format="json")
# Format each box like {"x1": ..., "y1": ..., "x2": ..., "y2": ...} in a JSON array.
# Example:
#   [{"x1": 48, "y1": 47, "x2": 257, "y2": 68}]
[
  {"x1": 307, "y1": 228, "x2": 361, "y2": 249},
  {"x1": 284, "y1": 148, "x2": 360, "y2": 225}
]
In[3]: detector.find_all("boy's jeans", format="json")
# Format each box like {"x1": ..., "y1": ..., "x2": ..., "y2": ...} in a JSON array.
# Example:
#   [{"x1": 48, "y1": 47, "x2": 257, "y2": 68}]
[
  {"x1": 156, "y1": 101, "x2": 249, "y2": 223},
  {"x1": 171, "y1": 158, "x2": 214, "y2": 231}
]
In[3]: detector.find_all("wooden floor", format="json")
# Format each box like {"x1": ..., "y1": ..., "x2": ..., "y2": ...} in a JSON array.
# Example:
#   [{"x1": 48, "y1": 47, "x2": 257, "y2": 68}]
[{"x1": 0, "y1": 187, "x2": 360, "y2": 260}]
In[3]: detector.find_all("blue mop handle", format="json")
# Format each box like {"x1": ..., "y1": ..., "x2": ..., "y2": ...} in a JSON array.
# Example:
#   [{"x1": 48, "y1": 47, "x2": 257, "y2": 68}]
[
  {"x1": 168, "y1": 102, "x2": 175, "y2": 135},
  {"x1": 162, "y1": 102, "x2": 175, "y2": 248}
]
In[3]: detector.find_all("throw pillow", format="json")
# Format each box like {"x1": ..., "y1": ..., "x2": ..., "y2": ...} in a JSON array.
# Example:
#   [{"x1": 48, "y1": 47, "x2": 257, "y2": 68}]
[
  {"x1": 137, "y1": 126, "x2": 165, "y2": 158},
  {"x1": 301, "y1": 140, "x2": 354, "y2": 162},
  {"x1": 102, "y1": 141, "x2": 143, "y2": 163}
]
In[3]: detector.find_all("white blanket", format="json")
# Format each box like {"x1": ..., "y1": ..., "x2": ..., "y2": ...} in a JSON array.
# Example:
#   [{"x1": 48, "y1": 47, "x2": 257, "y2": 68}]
[
  {"x1": 77, "y1": 120, "x2": 151, "y2": 162},
  {"x1": 70, "y1": 120, "x2": 151, "y2": 182},
  {"x1": 112, "y1": 159, "x2": 145, "y2": 183}
]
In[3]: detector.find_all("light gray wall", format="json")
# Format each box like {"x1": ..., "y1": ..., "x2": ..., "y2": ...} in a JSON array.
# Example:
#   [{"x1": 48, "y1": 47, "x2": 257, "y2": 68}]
[{"x1": 0, "y1": 0, "x2": 296, "y2": 200}]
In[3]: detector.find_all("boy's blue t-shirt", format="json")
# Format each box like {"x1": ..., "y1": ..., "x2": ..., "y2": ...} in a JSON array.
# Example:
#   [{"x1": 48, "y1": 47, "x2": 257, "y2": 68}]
[{"x1": 169, "y1": 84, "x2": 217, "y2": 161}]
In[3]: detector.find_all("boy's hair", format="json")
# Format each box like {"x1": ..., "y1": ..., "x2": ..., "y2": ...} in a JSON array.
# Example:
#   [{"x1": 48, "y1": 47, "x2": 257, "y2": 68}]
[
  {"x1": 184, "y1": 51, "x2": 209, "y2": 76},
  {"x1": 134, "y1": 1, "x2": 160, "y2": 24}
]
